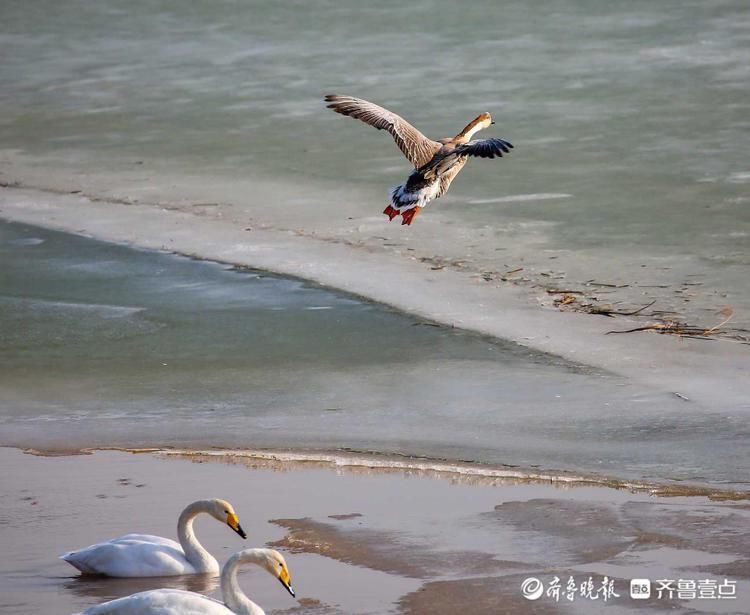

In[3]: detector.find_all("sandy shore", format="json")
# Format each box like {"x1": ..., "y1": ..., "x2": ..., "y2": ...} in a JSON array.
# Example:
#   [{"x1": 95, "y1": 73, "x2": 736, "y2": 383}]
[
  {"x1": 0, "y1": 169, "x2": 748, "y2": 414},
  {"x1": 1, "y1": 447, "x2": 748, "y2": 614}
]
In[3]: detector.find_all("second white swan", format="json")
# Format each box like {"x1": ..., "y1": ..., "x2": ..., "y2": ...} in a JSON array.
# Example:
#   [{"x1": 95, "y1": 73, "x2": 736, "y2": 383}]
[
  {"x1": 80, "y1": 548, "x2": 295, "y2": 615},
  {"x1": 61, "y1": 499, "x2": 247, "y2": 577}
]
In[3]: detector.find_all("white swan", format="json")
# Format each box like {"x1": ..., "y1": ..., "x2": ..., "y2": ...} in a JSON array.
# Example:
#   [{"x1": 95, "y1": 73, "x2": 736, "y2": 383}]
[
  {"x1": 79, "y1": 548, "x2": 295, "y2": 615},
  {"x1": 61, "y1": 499, "x2": 247, "y2": 577}
]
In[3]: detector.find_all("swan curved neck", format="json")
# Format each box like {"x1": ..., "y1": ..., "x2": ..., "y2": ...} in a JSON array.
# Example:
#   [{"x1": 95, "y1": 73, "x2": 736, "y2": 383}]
[
  {"x1": 221, "y1": 551, "x2": 266, "y2": 615},
  {"x1": 177, "y1": 501, "x2": 219, "y2": 574}
]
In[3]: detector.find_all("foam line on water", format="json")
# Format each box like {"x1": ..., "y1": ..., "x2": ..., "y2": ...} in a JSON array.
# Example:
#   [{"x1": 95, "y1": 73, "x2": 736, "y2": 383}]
[{"x1": 30, "y1": 446, "x2": 745, "y2": 501}]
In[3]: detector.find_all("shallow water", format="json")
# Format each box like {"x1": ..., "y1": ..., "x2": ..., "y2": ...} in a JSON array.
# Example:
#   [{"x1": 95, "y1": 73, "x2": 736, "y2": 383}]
[
  {"x1": 1, "y1": 0, "x2": 749, "y2": 329},
  {"x1": 1, "y1": 449, "x2": 749, "y2": 615},
  {"x1": 1, "y1": 220, "x2": 748, "y2": 488}
]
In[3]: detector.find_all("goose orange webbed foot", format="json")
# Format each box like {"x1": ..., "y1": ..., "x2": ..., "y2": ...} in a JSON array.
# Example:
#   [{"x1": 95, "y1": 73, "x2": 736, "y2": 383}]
[
  {"x1": 383, "y1": 204, "x2": 399, "y2": 221},
  {"x1": 401, "y1": 207, "x2": 419, "y2": 226}
]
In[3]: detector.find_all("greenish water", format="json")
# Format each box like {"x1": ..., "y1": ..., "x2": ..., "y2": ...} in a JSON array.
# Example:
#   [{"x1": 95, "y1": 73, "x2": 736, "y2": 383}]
[
  {"x1": 1, "y1": 0, "x2": 748, "y2": 330},
  {"x1": 1, "y1": 220, "x2": 748, "y2": 488},
  {"x1": 1, "y1": 1, "x2": 749, "y2": 489},
  {"x1": 2, "y1": 0, "x2": 749, "y2": 246}
]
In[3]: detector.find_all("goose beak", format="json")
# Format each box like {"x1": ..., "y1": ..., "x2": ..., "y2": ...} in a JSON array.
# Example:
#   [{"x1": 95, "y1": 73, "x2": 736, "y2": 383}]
[
  {"x1": 491, "y1": 121, "x2": 496, "y2": 125},
  {"x1": 227, "y1": 514, "x2": 247, "y2": 539}
]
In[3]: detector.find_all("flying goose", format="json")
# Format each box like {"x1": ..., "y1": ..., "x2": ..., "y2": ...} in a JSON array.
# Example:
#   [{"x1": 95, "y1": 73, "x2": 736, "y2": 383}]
[{"x1": 325, "y1": 94, "x2": 513, "y2": 225}]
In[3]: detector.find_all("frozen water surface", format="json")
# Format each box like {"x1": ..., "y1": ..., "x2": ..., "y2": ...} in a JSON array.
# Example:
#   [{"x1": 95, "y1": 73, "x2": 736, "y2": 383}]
[
  {"x1": 1, "y1": 0, "x2": 749, "y2": 327},
  {"x1": 1, "y1": 221, "x2": 748, "y2": 488}
]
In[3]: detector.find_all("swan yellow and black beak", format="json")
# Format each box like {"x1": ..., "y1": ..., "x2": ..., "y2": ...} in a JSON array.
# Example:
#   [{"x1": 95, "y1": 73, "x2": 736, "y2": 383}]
[
  {"x1": 279, "y1": 566, "x2": 295, "y2": 597},
  {"x1": 226, "y1": 513, "x2": 247, "y2": 539}
]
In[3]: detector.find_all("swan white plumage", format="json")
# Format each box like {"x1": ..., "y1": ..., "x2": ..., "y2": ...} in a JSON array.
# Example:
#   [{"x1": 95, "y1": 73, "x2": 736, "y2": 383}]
[
  {"x1": 61, "y1": 499, "x2": 247, "y2": 577},
  {"x1": 79, "y1": 548, "x2": 295, "y2": 615}
]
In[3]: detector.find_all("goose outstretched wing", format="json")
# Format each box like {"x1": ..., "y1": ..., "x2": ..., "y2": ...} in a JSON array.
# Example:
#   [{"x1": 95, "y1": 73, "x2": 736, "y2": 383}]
[
  {"x1": 325, "y1": 94, "x2": 442, "y2": 168},
  {"x1": 453, "y1": 138, "x2": 514, "y2": 159}
]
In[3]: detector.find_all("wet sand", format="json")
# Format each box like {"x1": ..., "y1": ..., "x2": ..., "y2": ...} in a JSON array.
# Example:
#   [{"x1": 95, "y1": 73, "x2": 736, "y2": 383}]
[{"x1": 1, "y1": 448, "x2": 748, "y2": 614}]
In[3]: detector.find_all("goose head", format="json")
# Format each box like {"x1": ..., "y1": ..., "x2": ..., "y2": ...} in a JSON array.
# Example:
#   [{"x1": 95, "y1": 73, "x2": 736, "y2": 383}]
[
  {"x1": 207, "y1": 499, "x2": 247, "y2": 539},
  {"x1": 457, "y1": 112, "x2": 495, "y2": 141},
  {"x1": 475, "y1": 112, "x2": 494, "y2": 129}
]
